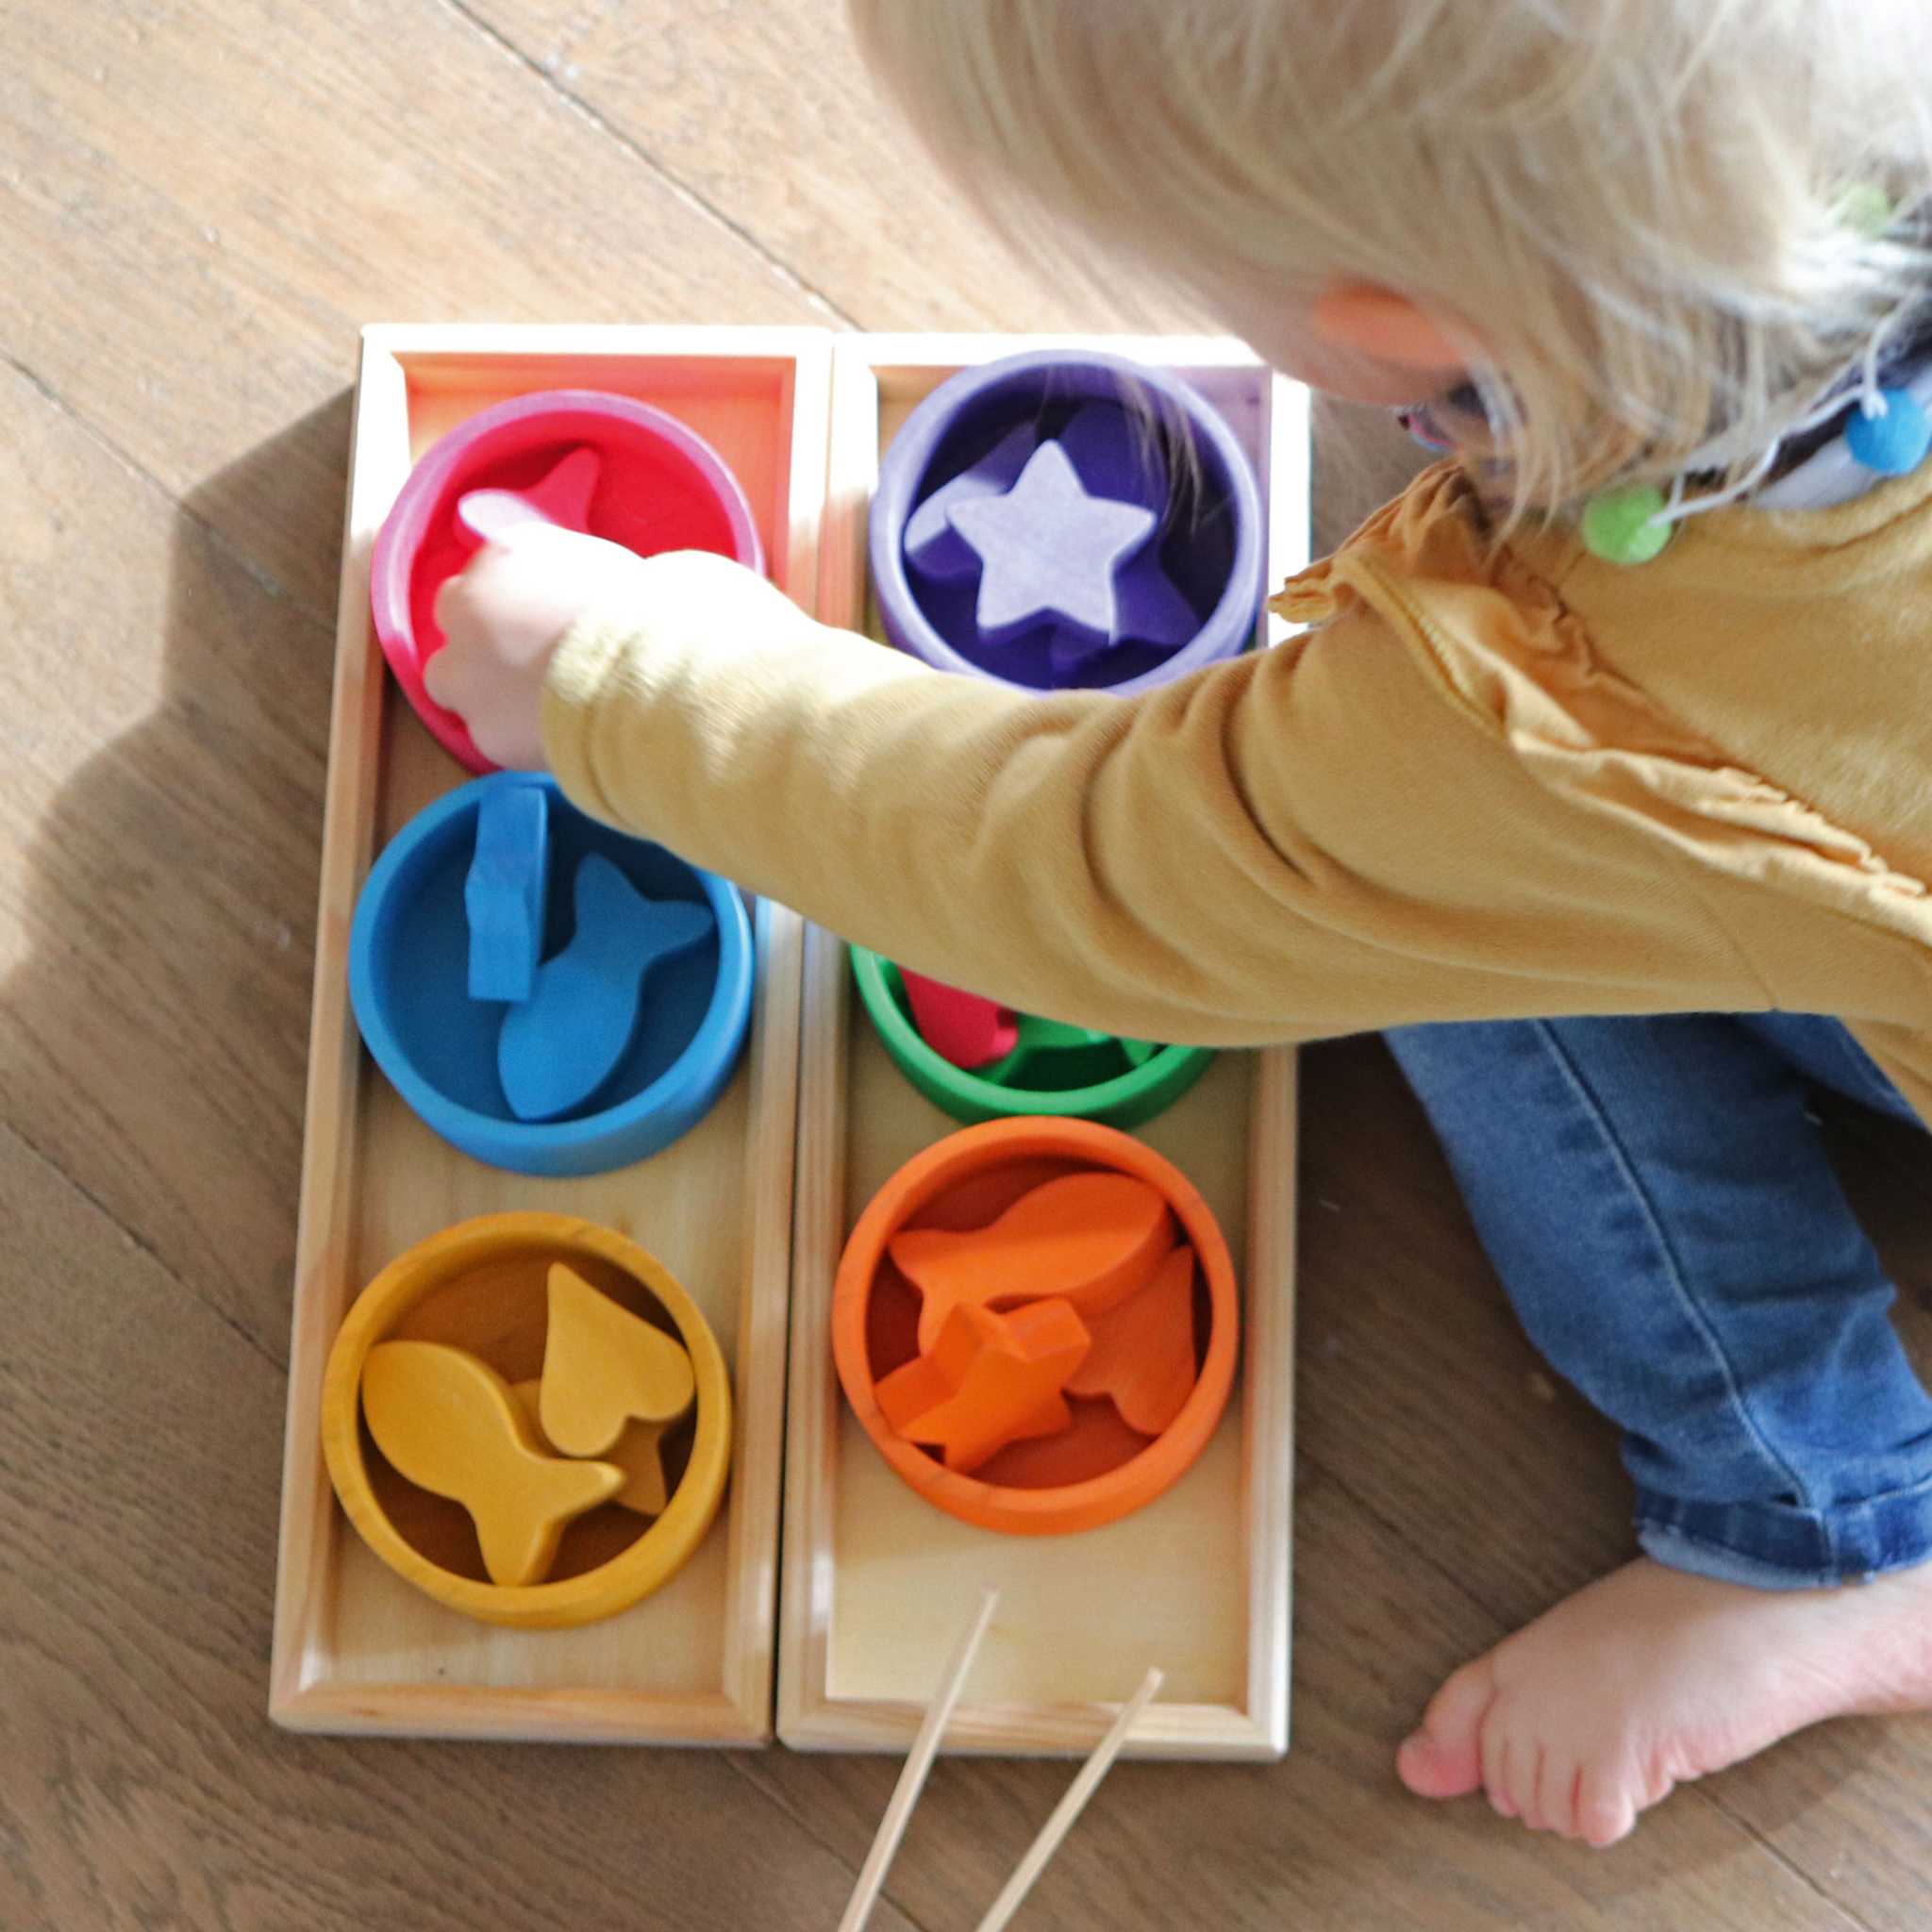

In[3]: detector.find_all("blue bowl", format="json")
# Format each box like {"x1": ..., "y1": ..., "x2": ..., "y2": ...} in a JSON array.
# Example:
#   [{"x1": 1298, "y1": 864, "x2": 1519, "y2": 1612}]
[{"x1": 349, "y1": 775, "x2": 754, "y2": 1176}]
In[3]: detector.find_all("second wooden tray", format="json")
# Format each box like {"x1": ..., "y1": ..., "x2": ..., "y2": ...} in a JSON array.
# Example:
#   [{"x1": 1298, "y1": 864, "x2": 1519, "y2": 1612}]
[{"x1": 778, "y1": 335, "x2": 1307, "y2": 1760}]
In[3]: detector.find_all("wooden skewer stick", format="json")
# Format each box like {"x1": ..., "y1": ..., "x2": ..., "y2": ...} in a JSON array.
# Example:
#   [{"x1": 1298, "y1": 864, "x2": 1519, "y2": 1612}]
[
  {"x1": 971, "y1": 1667, "x2": 1165, "y2": 1932},
  {"x1": 837, "y1": 1588, "x2": 1001, "y2": 1932}
]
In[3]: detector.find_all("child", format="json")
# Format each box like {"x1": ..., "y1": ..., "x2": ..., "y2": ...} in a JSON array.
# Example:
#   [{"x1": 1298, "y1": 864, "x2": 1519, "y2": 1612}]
[{"x1": 425, "y1": 1, "x2": 1932, "y2": 1848}]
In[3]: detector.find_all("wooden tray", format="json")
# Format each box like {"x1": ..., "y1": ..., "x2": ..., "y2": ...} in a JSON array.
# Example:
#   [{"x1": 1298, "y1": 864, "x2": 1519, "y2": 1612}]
[
  {"x1": 778, "y1": 335, "x2": 1307, "y2": 1760},
  {"x1": 270, "y1": 325, "x2": 831, "y2": 1744}
]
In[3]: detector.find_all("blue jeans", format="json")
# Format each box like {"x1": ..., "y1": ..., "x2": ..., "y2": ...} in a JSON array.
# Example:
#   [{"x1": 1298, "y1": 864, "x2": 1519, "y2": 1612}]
[{"x1": 1383, "y1": 1014, "x2": 1932, "y2": 1589}]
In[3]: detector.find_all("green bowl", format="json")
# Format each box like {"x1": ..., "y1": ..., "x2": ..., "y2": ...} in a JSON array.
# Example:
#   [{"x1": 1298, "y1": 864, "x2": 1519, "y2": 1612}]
[{"x1": 851, "y1": 947, "x2": 1213, "y2": 1128}]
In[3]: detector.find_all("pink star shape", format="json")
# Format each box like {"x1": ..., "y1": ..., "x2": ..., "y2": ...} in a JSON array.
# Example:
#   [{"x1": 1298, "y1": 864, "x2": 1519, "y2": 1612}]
[{"x1": 456, "y1": 445, "x2": 602, "y2": 548}]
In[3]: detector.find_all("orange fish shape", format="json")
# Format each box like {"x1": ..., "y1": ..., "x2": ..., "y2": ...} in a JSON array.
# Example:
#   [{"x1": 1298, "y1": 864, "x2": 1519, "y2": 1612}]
[
  {"x1": 889, "y1": 1170, "x2": 1172, "y2": 1355},
  {"x1": 1063, "y1": 1245, "x2": 1199, "y2": 1436}
]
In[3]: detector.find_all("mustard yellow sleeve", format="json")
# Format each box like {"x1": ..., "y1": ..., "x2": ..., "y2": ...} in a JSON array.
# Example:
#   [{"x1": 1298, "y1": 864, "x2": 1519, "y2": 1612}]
[{"x1": 541, "y1": 546, "x2": 1764, "y2": 1047}]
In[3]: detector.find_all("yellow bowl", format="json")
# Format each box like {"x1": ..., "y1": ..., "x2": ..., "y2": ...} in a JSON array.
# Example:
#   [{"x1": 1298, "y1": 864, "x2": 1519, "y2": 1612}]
[{"x1": 321, "y1": 1212, "x2": 732, "y2": 1628}]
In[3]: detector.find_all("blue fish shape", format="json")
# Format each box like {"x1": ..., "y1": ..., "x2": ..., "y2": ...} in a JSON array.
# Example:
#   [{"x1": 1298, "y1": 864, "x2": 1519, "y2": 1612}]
[
  {"x1": 497, "y1": 856, "x2": 715, "y2": 1123},
  {"x1": 464, "y1": 784, "x2": 550, "y2": 1004}
]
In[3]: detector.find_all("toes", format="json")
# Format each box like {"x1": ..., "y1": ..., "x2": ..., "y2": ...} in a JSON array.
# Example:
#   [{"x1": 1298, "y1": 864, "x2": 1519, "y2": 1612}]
[
  {"x1": 1575, "y1": 1764, "x2": 1639, "y2": 1848},
  {"x1": 1513, "y1": 1742, "x2": 1547, "y2": 1831},
  {"x1": 1397, "y1": 1728, "x2": 1480, "y2": 1801},
  {"x1": 1398, "y1": 1658, "x2": 1496, "y2": 1800},
  {"x1": 1396, "y1": 1732, "x2": 1460, "y2": 1799},
  {"x1": 1538, "y1": 1754, "x2": 1582, "y2": 1840},
  {"x1": 1481, "y1": 1722, "x2": 1516, "y2": 1818}
]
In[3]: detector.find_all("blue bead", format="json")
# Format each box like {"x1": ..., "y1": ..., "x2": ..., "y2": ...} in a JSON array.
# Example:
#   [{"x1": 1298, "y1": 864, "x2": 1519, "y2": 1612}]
[{"x1": 1846, "y1": 390, "x2": 1932, "y2": 475}]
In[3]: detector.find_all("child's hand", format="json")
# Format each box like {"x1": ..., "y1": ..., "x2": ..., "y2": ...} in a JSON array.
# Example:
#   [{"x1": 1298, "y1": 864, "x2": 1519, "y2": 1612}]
[{"x1": 425, "y1": 526, "x2": 650, "y2": 770}]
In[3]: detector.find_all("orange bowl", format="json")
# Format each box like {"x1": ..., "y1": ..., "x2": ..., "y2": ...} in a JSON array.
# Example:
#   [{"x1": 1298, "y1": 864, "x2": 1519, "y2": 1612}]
[{"x1": 832, "y1": 1118, "x2": 1239, "y2": 1535}]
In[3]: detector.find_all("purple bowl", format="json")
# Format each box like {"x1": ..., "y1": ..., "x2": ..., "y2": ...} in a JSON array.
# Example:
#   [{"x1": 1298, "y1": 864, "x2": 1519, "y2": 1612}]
[{"x1": 870, "y1": 352, "x2": 1264, "y2": 694}]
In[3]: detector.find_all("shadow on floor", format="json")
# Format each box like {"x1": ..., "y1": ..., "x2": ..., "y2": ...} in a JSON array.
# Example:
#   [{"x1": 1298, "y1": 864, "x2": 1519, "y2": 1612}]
[{"x1": 4, "y1": 391, "x2": 354, "y2": 1357}]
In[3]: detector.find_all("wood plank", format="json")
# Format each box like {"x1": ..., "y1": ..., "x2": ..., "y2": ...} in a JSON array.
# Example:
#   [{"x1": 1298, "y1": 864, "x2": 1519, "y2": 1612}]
[
  {"x1": 0, "y1": 358, "x2": 328, "y2": 1356},
  {"x1": 1291, "y1": 414, "x2": 1932, "y2": 1932},
  {"x1": 1295, "y1": 1032, "x2": 1932, "y2": 1610},
  {"x1": 737, "y1": 1467, "x2": 1862, "y2": 1932},
  {"x1": 0, "y1": 0, "x2": 828, "y2": 617},
  {"x1": 0, "y1": 1120, "x2": 917, "y2": 1932},
  {"x1": 1307, "y1": 397, "x2": 1435, "y2": 553},
  {"x1": 1291, "y1": 1039, "x2": 1638, "y2": 1623},
  {"x1": 10, "y1": 0, "x2": 1932, "y2": 1911},
  {"x1": 458, "y1": 0, "x2": 1200, "y2": 336},
  {"x1": 1695, "y1": 1099, "x2": 1932, "y2": 1932},
  {"x1": 1256, "y1": 405, "x2": 1932, "y2": 1932},
  {"x1": 1291, "y1": 1037, "x2": 1932, "y2": 1930}
]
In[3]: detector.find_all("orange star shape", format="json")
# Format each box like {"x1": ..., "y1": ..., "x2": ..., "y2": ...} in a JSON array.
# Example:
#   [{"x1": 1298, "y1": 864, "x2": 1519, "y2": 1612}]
[{"x1": 875, "y1": 1299, "x2": 1091, "y2": 1474}]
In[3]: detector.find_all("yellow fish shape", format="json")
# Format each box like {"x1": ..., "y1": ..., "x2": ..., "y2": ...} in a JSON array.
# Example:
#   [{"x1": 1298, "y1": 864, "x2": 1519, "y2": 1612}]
[
  {"x1": 360, "y1": 1341, "x2": 625, "y2": 1587},
  {"x1": 540, "y1": 1263, "x2": 696, "y2": 1457}
]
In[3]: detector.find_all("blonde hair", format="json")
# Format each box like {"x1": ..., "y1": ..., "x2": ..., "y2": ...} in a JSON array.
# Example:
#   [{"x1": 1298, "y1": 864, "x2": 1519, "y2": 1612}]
[{"x1": 848, "y1": 0, "x2": 1932, "y2": 516}]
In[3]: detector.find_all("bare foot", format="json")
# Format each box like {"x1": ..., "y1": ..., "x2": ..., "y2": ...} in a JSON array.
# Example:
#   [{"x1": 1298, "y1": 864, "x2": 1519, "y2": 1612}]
[{"x1": 1396, "y1": 1556, "x2": 1932, "y2": 1846}]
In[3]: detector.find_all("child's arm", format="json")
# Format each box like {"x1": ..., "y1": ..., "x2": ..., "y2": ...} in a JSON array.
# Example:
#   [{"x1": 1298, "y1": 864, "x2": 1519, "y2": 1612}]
[{"x1": 429, "y1": 527, "x2": 1765, "y2": 1047}]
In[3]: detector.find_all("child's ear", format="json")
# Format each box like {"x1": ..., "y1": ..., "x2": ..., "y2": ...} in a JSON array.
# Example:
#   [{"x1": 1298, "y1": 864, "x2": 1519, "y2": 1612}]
[{"x1": 1311, "y1": 281, "x2": 1469, "y2": 374}]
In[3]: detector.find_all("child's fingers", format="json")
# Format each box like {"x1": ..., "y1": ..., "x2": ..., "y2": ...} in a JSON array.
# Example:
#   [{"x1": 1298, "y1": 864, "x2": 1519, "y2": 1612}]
[
  {"x1": 423, "y1": 644, "x2": 465, "y2": 714},
  {"x1": 432, "y1": 539, "x2": 519, "y2": 626},
  {"x1": 434, "y1": 551, "x2": 490, "y2": 635}
]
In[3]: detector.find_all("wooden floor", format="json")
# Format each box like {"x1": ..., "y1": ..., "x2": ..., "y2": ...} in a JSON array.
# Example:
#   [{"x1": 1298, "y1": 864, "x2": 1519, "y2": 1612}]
[{"x1": 6, "y1": 4, "x2": 1932, "y2": 1926}]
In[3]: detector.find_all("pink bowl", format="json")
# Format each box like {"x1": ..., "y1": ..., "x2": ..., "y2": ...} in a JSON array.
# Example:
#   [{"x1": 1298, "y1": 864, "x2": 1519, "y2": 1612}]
[{"x1": 372, "y1": 391, "x2": 765, "y2": 773}]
